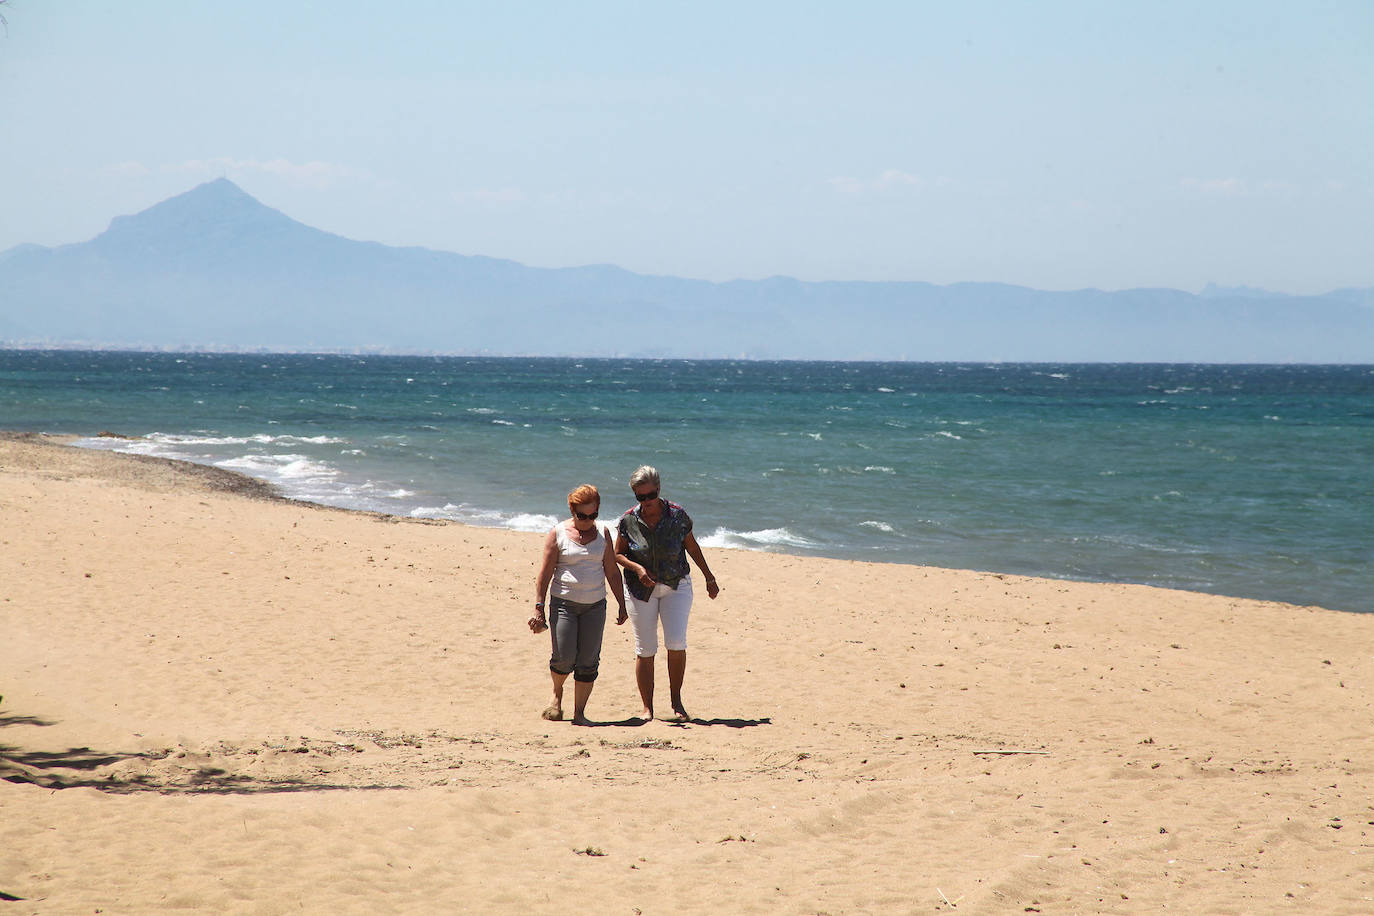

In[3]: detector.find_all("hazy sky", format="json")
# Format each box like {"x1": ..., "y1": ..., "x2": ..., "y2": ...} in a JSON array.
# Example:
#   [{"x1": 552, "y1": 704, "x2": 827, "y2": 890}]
[{"x1": 2, "y1": 1, "x2": 1370, "y2": 293}]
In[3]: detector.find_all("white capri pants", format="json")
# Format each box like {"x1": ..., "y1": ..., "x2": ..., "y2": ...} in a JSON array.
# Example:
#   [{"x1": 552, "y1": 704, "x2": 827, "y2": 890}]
[{"x1": 625, "y1": 576, "x2": 694, "y2": 656}]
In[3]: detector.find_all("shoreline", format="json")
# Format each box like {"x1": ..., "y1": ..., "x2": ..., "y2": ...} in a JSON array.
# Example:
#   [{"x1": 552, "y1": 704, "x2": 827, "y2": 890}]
[
  {"x1": 1, "y1": 430, "x2": 286, "y2": 503},
  {"x1": 25, "y1": 429, "x2": 1355, "y2": 615},
  {"x1": 3, "y1": 432, "x2": 1373, "y2": 911}
]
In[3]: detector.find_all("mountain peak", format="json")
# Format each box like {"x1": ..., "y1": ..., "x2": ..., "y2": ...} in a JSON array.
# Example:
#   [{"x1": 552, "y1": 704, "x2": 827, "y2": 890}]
[
  {"x1": 92, "y1": 179, "x2": 299, "y2": 253},
  {"x1": 184, "y1": 176, "x2": 258, "y2": 203}
]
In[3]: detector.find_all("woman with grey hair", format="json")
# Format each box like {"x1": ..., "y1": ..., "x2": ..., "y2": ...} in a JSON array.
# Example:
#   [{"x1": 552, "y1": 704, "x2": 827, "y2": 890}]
[{"x1": 614, "y1": 465, "x2": 719, "y2": 722}]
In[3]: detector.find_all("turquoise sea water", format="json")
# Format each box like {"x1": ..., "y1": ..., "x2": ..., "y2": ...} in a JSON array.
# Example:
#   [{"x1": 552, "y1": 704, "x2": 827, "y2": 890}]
[{"x1": 2, "y1": 350, "x2": 1370, "y2": 613}]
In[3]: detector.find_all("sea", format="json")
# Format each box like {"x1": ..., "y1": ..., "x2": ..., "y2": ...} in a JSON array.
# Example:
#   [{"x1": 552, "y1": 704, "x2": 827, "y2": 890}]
[{"x1": 2, "y1": 350, "x2": 1370, "y2": 614}]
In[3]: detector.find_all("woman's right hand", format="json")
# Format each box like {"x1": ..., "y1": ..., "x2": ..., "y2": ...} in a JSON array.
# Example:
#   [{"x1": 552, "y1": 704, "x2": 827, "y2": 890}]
[
  {"x1": 637, "y1": 567, "x2": 656, "y2": 588},
  {"x1": 528, "y1": 614, "x2": 548, "y2": 633}
]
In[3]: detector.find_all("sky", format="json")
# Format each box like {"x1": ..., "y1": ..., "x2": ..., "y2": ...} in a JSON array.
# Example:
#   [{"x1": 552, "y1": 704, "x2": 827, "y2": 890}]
[{"x1": 1, "y1": 1, "x2": 1371, "y2": 294}]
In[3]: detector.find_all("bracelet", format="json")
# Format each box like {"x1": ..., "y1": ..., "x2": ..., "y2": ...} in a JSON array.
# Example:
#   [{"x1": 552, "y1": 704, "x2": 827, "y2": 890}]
[{"x1": 534, "y1": 602, "x2": 545, "y2": 609}]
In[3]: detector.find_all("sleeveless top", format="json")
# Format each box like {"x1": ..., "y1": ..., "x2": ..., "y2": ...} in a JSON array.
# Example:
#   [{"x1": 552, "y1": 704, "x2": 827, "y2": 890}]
[{"x1": 551, "y1": 523, "x2": 607, "y2": 604}]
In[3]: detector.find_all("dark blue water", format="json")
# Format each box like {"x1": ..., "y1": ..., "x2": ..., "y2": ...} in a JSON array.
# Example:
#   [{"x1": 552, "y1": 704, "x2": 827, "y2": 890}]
[{"x1": 3, "y1": 350, "x2": 1371, "y2": 613}]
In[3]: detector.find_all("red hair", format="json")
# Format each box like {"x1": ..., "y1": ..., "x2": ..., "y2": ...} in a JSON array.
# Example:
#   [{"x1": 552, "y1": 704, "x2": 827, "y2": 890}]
[{"x1": 567, "y1": 484, "x2": 600, "y2": 510}]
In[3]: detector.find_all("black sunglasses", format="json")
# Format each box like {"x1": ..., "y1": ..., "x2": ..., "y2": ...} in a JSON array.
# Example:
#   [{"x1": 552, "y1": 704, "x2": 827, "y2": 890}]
[
  {"x1": 634, "y1": 489, "x2": 659, "y2": 502},
  {"x1": 574, "y1": 510, "x2": 599, "y2": 520}
]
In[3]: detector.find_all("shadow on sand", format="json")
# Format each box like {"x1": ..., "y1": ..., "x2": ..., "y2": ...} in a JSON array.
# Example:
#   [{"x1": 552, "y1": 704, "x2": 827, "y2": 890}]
[
  {"x1": 578, "y1": 716, "x2": 654, "y2": 728},
  {"x1": 671, "y1": 716, "x2": 772, "y2": 729},
  {"x1": 0, "y1": 705, "x2": 398, "y2": 796},
  {"x1": 575, "y1": 715, "x2": 772, "y2": 729}
]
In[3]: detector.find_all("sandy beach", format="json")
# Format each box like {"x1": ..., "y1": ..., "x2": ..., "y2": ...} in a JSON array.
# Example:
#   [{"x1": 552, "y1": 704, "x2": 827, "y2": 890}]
[{"x1": 2, "y1": 432, "x2": 1371, "y2": 914}]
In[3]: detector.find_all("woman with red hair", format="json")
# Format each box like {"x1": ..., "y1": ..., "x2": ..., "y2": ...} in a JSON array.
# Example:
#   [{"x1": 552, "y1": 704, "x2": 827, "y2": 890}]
[{"x1": 530, "y1": 483, "x2": 628, "y2": 725}]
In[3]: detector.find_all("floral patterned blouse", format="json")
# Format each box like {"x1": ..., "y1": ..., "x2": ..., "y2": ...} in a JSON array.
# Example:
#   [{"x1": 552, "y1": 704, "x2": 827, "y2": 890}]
[{"x1": 618, "y1": 500, "x2": 693, "y2": 602}]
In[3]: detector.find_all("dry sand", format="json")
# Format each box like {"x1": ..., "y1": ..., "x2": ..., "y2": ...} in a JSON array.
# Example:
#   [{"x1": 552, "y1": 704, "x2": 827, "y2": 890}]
[{"x1": 2, "y1": 433, "x2": 1372, "y2": 914}]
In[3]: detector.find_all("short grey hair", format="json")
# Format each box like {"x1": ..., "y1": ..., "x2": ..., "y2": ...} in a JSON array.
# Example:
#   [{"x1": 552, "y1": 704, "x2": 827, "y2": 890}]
[{"x1": 629, "y1": 465, "x2": 660, "y2": 490}]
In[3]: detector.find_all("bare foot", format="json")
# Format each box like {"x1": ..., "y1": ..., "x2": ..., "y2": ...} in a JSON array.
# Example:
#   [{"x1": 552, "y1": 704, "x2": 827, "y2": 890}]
[
  {"x1": 666, "y1": 706, "x2": 689, "y2": 723},
  {"x1": 541, "y1": 703, "x2": 563, "y2": 721},
  {"x1": 635, "y1": 708, "x2": 653, "y2": 722},
  {"x1": 571, "y1": 715, "x2": 592, "y2": 726}
]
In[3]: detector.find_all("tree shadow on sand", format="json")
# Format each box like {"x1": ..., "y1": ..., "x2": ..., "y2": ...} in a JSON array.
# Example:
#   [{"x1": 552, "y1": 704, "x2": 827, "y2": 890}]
[
  {"x1": 0, "y1": 707, "x2": 400, "y2": 795},
  {"x1": 0, "y1": 713, "x2": 58, "y2": 728},
  {"x1": 0, "y1": 740, "x2": 401, "y2": 795}
]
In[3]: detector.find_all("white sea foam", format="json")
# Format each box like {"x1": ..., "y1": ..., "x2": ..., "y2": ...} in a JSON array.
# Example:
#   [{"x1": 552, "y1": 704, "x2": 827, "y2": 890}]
[
  {"x1": 141, "y1": 432, "x2": 346, "y2": 446},
  {"x1": 492, "y1": 419, "x2": 516, "y2": 426},
  {"x1": 876, "y1": 387, "x2": 895, "y2": 393},
  {"x1": 409, "y1": 504, "x2": 461, "y2": 519},
  {"x1": 506, "y1": 512, "x2": 560, "y2": 532},
  {"x1": 216, "y1": 454, "x2": 339, "y2": 482},
  {"x1": 408, "y1": 503, "x2": 558, "y2": 533},
  {"x1": 861, "y1": 520, "x2": 895, "y2": 532},
  {"x1": 72, "y1": 435, "x2": 338, "y2": 502},
  {"x1": 835, "y1": 464, "x2": 898, "y2": 475},
  {"x1": 933, "y1": 431, "x2": 962, "y2": 440},
  {"x1": 698, "y1": 526, "x2": 819, "y2": 550},
  {"x1": 72, "y1": 436, "x2": 166, "y2": 457}
]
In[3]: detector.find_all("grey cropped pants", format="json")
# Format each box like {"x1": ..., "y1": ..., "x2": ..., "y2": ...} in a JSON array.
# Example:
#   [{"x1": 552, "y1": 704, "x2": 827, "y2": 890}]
[{"x1": 548, "y1": 596, "x2": 607, "y2": 683}]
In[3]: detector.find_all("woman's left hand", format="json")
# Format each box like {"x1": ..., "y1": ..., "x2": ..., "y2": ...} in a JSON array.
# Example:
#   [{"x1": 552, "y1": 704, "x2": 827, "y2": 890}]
[
  {"x1": 616, "y1": 606, "x2": 629, "y2": 625},
  {"x1": 705, "y1": 578, "x2": 720, "y2": 599}
]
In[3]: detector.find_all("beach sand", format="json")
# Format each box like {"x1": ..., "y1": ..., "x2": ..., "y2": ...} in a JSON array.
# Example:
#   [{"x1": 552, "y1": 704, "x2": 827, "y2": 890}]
[{"x1": 2, "y1": 432, "x2": 1372, "y2": 914}]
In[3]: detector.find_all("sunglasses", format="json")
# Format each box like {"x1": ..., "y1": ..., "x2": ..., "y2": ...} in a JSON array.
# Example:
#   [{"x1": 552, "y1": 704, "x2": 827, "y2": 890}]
[
  {"x1": 574, "y1": 510, "x2": 599, "y2": 520},
  {"x1": 634, "y1": 489, "x2": 659, "y2": 502}
]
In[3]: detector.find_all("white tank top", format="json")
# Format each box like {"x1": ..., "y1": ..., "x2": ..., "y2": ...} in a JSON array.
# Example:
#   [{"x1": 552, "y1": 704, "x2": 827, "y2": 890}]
[{"x1": 551, "y1": 524, "x2": 607, "y2": 604}]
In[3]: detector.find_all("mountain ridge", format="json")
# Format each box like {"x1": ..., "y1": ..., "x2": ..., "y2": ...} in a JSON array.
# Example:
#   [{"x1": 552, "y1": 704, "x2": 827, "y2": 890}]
[{"x1": 3, "y1": 180, "x2": 1372, "y2": 361}]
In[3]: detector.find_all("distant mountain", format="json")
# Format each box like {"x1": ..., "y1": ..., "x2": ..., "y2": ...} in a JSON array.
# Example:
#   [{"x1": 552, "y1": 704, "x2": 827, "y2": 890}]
[
  {"x1": 1198, "y1": 282, "x2": 1292, "y2": 300},
  {"x1": 3, "y1": 179, "x2": 1372, "y2": 361}
]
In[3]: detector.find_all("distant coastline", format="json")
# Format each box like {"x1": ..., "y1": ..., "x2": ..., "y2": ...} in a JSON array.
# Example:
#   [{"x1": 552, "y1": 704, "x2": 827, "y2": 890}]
[{"x1": 3, "y1": 342, "x2": 1374, "y2": 367}]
